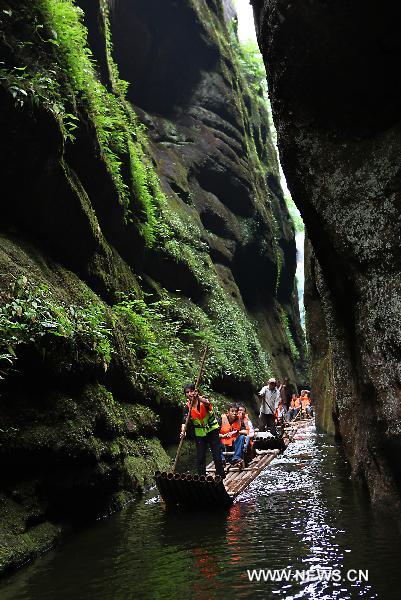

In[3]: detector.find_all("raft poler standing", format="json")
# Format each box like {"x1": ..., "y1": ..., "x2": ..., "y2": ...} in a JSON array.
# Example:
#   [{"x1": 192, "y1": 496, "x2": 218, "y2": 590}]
[
  {"x1": 180, "y1": 383, "x2": 225, "y2": 479},
  {"x1": 258, "y1": 377, "x2": 283, "y2": 433}
]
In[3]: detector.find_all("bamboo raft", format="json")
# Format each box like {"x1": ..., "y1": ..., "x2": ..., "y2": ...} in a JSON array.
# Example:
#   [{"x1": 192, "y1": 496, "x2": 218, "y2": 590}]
[{"x1": 155, "y1": 419, "x2": 312, "y2": 510}]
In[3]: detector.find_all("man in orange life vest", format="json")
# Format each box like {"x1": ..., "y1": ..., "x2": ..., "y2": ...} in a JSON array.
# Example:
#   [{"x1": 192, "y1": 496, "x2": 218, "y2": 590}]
[
  {"x1": 300, "y1": 391, "x2": 313, "y2": 417},
  {"x1": 219, "y1": 404, "x2": 247, "y2": 466},
  {"x1": 288, "y1": 393, "x2": 301, "y2": 420},
  {"x1": 181, "y1": 383, "x2": 225, "y2": 478}
]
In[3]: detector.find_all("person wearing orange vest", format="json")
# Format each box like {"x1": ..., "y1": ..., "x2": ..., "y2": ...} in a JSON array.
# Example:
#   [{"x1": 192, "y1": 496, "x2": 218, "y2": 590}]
[
  {"x1": 300, "y1": 391, "x2": 313, "y2": 417},
  {"x1": 219, "y1": 404, "x2": 246, "y2": 466},
  {"x1": 288, "y1": 393, "x2": 301, "y2": 420},
  {"x1": 237, "y1": 404, "x2": 254, "y2": 451},
  {"x1": 181, "y1": 383, "x2": 225, "y2": 478}
]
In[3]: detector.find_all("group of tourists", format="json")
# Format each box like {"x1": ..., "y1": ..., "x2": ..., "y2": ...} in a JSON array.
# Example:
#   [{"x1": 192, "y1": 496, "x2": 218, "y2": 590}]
[
  {"x1": 180, "y1": 377, "x2": 313, "y2": 479},
  {"x1": 287, "y1": 391, "x2": 313, "y2": 421},
  {"x1": 180, "y1": 384, "x2": 255, "y2": 479},
  {"x1": 258, "y1": 378, "x2": 313, "y2": 425}
]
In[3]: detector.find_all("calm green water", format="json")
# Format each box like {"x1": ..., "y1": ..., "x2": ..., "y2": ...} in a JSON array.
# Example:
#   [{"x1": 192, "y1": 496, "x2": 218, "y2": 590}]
[{"x1": 1, "y1": 423, "x2": 400, "y2": 600}]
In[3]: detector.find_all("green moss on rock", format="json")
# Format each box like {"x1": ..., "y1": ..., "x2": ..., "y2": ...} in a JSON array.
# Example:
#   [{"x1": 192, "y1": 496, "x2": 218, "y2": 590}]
[{"x1": 0, "y1": 0, "x2": 306, "y2": 574}]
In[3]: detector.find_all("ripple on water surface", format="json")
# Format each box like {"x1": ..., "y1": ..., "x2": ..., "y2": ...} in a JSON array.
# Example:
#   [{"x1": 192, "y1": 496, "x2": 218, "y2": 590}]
[{"x1": 1, "y1": 423, "x2": 400, "y2": 600}]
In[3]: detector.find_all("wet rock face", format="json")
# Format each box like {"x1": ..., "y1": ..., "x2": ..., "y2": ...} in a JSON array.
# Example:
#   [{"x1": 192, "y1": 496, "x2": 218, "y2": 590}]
[
  {"x1": 254, "y1": 1, "x2": 401, "y2": 517},
  {"x1": 105, "y1": 0, "x2": 305, "y2": 376}
]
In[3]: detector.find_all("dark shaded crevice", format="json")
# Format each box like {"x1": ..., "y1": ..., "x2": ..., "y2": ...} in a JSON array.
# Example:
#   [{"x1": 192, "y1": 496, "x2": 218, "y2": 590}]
[
  {"x1": 143, "y1": 248, "x2": 206, "y2": 302},
  {"x1": 276, "y1": 237, "x2": 297, "y2": 304},
  {"x1": 63, "y1": 117, "x2": 144, "y2": 268},
  {"x1": 210, "y1": 375, "x2": 256, "y2": 408},
  {"x1": 232, "y1": 244, "x2": 276, "y2": 308},
  {"x1": 109, "y1": 0, "x2": 219, "y2": 116},
  {"x1": 196, "y1": 166, "x2": 255, "y2": 217},
  {"x1": 168, "y1": 181, "x2": 192, "y2": 205},
  {"x1": 76, "y1": 0, "x2": 111, "y2": 90},
  {"x1": 199, "y1": 210, "x2": 228, "y2": 237}
]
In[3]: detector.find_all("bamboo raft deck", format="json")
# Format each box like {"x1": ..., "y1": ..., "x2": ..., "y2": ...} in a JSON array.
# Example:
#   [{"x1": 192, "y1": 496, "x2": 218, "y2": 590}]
[
  {"x1": 206, "y1": 448, "x2": 281, "y2": 498},
  {"x1": 155, "y1": 419, "x2": 313, "y2": 510}
]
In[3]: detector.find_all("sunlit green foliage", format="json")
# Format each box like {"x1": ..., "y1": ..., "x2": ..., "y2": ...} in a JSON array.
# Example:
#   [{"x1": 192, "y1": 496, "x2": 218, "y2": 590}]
[
  {"x1": 285, "y1": 195, "x2": 304, "y2": 233},
  {"x1": 228, "y1": 22, "x2": 267, "y2": 98},
  {"x1": 113, "y1": 295, "x2": 193, "y2": 403},
  {"x1": 237, "y1": 40, "x2": 268, "y2": 98}
]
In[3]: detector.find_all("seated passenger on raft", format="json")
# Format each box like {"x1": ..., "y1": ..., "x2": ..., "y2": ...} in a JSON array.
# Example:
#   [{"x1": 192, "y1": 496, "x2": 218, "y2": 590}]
[
  {"x1": 219, "y1": 404, "x2": 247, "y2": 466},
  {"x1": 288, "y1": 393, "x2": 301, "y2": 420},
  {"x1": 301, "y1": 391, "x2": 313, "y2": 417},
  {"x1": 275, "y1": 398, "x2": 287, "y2": 426},
  {"x1": 237, "y1": 404, "x2": 254, "y2": 452}
]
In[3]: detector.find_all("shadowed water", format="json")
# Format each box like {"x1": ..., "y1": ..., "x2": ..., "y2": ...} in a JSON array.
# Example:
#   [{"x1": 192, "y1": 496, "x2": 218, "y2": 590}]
[{"x1": 1, "y1": 423, "x2": 400, "y2": 599}]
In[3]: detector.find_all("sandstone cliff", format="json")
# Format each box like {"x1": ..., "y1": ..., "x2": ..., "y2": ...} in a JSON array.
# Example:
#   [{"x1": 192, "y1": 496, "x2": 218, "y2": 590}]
[
  {"x1": 0, "y1": 0, "x2": 304, "y2": 571},
  {"x1": 254, "y1": 0, "x2": 401, "y2": 520}
]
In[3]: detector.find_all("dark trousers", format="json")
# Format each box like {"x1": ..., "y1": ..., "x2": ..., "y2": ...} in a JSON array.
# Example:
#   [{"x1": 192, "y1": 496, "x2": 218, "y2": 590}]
[
  {"x1": 194, "y1": 429, "x2": 225, "y2": 477},
  {"x1": 259, "y1": 412, "x2": 277, "y2": 436}
]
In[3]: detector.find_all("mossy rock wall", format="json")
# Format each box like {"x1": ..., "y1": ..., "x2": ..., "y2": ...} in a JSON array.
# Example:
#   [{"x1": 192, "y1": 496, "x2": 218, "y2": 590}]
[
  {"x1": 0, "y1": 0, "x2": 305, "y2": 572},
  {"x1": 254, "y1": 0, "x2": 401, "y2": 521}
]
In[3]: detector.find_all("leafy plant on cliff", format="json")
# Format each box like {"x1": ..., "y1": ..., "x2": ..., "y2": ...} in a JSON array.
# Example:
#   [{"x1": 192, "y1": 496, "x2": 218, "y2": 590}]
[
  {"x1": 0, "y1": 276, "x2": 113, "y2": 374},
  {"x1": 237, "y1": 40, "x2": 268, "y2": 98},
  {"x1": 112, "y1": 286, "x2": 272, "y2": 407},
  {"x1": 113, "y1": 295, "x2": 195, "y2": 403},
  {"x1": 41, "y1": 1, "x2": 139, "y2": 220}
]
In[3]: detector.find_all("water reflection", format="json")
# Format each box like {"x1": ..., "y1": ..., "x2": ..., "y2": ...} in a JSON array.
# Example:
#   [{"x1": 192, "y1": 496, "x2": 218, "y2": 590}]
[{"x1": 1, "y1": 423, "x2": 400, "y2": 600}]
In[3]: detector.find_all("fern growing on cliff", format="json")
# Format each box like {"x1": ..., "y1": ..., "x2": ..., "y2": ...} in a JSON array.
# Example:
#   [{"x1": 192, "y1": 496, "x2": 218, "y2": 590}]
[{"x1": 0, "y1": 277, "x2": 113, "y2": 373}]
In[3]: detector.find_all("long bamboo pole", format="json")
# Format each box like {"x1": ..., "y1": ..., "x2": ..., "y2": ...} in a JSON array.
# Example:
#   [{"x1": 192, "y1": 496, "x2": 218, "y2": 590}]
[{"x1": 172, "y1": 345, "x2": 209, "y2": 473}]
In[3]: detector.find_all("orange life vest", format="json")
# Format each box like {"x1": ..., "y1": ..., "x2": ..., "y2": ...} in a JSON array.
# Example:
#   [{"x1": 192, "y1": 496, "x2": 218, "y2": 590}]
[
  {"x1": 186, "y1": 401, "x2": 219, "y2": 437},
  {"x1": 188, "y1": 400, "x2": 207, "y2": 421},
  {"x1": 294, "y1": 397, "x2": 301, "y2": 409},
  {"x1": 301, "y1": 396, "x2": 310, "y2": 410},
  {"x1": 220, "y1": 414, "x2": 241, "y2": 446}
]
